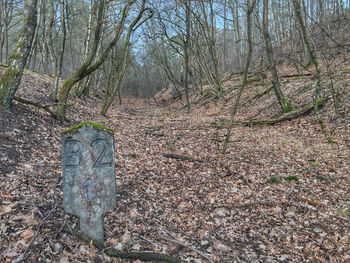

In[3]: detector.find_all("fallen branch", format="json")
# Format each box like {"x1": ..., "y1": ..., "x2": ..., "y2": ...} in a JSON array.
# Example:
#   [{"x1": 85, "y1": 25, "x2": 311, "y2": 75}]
[
  {"x1": 243, "y1": 85, "x2": 274, "y2": 106},
  {"x1": 236, "y1": 98, "x2": 327, "y2": 125},
  {"x1": 60, "y1": 225, "x2": 181, "y2": 263},
  {"x1": 279, "y1": 72, "x2": 312, "y2": 78},
  {"x1": 159, "y1": 231, "x2": 213, "y2": 262},
  {"x1": 14, "y1": 206, "x2": 57, "y2": 263},
  {"x1": 163, "y1": 153, "x2": 205, "y2": 163},
  {"x1": 160, "y1": 235, "x2": 212, "y2": 262},
  {"x1": 13, "y1": 96, "x2": 57, "y2": 118}
]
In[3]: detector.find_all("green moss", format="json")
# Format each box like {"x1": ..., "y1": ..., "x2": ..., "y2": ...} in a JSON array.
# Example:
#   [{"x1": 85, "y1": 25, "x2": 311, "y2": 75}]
[
  {"x1": 0, "y1": 66, "x2": 20, "y2": 107},
  {"x1": 246, "y1": 77, "x2": 262, "y2": 84},
  {"x1": 61, "y1": 121, "x2": 114, "y2": 135},
  {"x1": 285, "y1": 176, "x2": 298, "y2": 182},
  {"x1": 312, "y1": 162, "x2": 321, "y2": 168},
  {"x1": 337, "y1": 209, "x2": 350, "y2": 216},
  {"x1": 302, "y1": 188, "x2": 312, "y2": 194},
  {"x1": 281, "y1": 97, "x2": 292, "y2": 113},
  {"x1": 267, "y1": 176, "x2": 281, "y2": 184},
  {"x1": 126, "y1": 153, "x2": 137, "y2": 158},
  {"x1": 316, "y1": 175, "x2": 326, "y2": 181}
]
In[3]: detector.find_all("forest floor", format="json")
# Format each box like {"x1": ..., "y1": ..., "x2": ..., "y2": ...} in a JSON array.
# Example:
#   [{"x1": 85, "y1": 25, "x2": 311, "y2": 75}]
[{"x1": 1, "y1": 65, "x2": 350, "y2": 262}]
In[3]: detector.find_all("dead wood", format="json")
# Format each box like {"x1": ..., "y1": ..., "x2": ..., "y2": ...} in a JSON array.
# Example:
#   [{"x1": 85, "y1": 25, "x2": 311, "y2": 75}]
[
  {"x1": 159, "y1": 234, "x2": 213, "y2": 262},
  {"x1": 13, "y1": 96, "x2": 57, "y2": 118},
  {"x1": 13, "y1": 96, "x2": 74, "y2": 119},
  {"x1": 14, "y1": 206, "x2": 57, "y2": 263},
  {"x1": 243, "y1": 85, "x2": 274, "y2": 106},
  {"x1": 60, "y1": 225, "x2": 181, "y2": 263},
  {"x1": 279, "y1": 72, "x2": 313, "y2": 78},
  {"x1": 236, "y1": 98, "x2": 327, "y2": 125},
  {"x1": 163, "y1": 153, "x2": 205, "y2": 163}
]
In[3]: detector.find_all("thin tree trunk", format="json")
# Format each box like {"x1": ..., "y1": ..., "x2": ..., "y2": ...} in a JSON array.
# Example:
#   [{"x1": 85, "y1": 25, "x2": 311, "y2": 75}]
[
  {"x1": 27, "y1": 0, "x2": 42, "y2": 70},
  {"x1": 262, "y1": 0, "x2": 292, "y2": 113},
  {"x1": 222, "y1": 0, "x2": 257, "y2": 154},
  {"x1": 184, "y1": 0, "x2": 191, "y2": 113},
  {"x1": 100, "y1": 0, "x2": 152, "y2": 116},
  {"x1": 56, "y1": 0, "x2": 133, "y2": 120},
  {"x1": 50, "y1": 0, "x2": 66, "y2": 101},
  {"x1": 293, "y1": 0, "x2": 333, "y2": 143}
]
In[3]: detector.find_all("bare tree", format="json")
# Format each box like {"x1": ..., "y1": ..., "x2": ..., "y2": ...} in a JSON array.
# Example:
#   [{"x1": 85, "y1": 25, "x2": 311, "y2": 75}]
[
  {"x1": 56, "y1": 0, "x2": 134, "y2": 120},
  {"x1": 293, "y1": 0, "x2": 333, "y2": 143},
  {"x1": 100, "y1": 0, "x2": 152, "y2": 116},
  {"x1": 222, "y1": 0, "x2": 257, "y2": 154},
  {"x1": 50, "y1": 0, "x2": 67, "y2": 101},
  {"x1": 262, "y1": 0, "x2": 291, "y2": 113}
]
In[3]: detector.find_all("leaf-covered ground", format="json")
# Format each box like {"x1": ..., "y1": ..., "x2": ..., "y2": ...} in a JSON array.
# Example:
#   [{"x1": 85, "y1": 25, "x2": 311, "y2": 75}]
[{"x1": 1, "y1": 67, "x2": 350, "y2": 262}]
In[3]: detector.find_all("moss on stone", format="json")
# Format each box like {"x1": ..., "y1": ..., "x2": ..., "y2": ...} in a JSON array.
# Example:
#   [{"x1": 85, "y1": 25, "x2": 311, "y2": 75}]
[{"x1": 61, "y1": 121, "x2": 114, "y2": 135}]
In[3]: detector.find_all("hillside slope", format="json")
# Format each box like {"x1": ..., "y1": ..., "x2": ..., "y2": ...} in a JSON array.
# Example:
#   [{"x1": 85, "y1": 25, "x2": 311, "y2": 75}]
[{"x1": 1, "y1": 66, "x2": 350, "y2": 262}]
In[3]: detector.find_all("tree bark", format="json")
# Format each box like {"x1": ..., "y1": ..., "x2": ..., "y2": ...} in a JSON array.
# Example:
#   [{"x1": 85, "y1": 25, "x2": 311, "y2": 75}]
[
  {"x1": 262, "y1": 0, "x2": 292, "y2": 113},
  {"x1": 293, "y1": 0, "x2": 333, "y2": 143},
  {"x1": 222, "y1": 0, "x2": 257, "y2": 154},
  {"x1": 50, "y1": 0, "x2": 66, "y2": 101},
  {"x1": 0, "y1": 0, "x2": 38, "y2": 110},
  {"x1": 184, "y1": 0, "x2": 191, "y2": 113}
]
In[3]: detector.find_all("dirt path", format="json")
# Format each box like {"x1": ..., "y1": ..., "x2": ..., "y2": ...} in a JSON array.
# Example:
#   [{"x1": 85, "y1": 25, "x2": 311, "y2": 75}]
[{"x1": 1, "y1": 89, "x2": 350, "y2": 262}]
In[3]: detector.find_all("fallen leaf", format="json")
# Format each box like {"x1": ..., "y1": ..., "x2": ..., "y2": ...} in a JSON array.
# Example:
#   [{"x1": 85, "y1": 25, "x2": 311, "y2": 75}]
[
  {"x1": 20, "y1": 228, "x2": 35, "y2": 243},
  {"x1": 121, "y1": 229, "x2": 131, "y2": 244}
]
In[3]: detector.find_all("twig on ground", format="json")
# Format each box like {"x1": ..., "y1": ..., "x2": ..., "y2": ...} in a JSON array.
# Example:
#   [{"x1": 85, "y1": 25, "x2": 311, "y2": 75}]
[
  {"x1": 13, "y1": 205, "x2": 57, "y2": 263},
  {"x1": 163, "y1": 153, "x2": 205, "y2": 163},
  {"x1": 59, "y1": 224, "x2": 181, "y2": 262},
  {"x1": 158, "y1": 229, "x2": 213, "y2": 262}
]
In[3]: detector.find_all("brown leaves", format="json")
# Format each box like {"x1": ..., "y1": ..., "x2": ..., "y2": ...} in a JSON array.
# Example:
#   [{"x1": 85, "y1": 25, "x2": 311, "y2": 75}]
[
  {"x1": 1, "y1": 66, "x2": 350, "y2": 262},
  {"x1": 19, "y1": 228, "x2": 35, "y2": 243}
]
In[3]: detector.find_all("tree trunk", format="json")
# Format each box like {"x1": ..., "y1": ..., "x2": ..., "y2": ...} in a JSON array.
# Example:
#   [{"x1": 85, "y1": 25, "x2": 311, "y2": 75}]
[
  {"x1": 27, "y1": 0, "x2": 42, "y2": 70},
  {"x1": 222, "y1": 0, "x2": 257, "y2": 154},
  {"x1": 50, "y1": 0, "x2": 66, "y2": 101},
  {"x1": 100, "y1": 0, "x2": 152, "y2": 116},
  {"x1": 56, "y1": 0, "x2": 133, "y2": 120},
  {"x1": 262, "y1": 0, "x2": 291, "y2": 113},
  {"x1": 293, "y1": 0, "x2": 333, "y2": 143},
  {"x1": 184, "y1": 0, "x2": 191, "y2": 113},
  {"x1": 0, "y1": 0, "x2": 38, "y2": 110}
]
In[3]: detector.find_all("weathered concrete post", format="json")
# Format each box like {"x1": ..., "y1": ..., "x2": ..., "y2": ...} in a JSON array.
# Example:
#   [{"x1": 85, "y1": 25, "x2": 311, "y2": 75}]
[{"x1": 61, "y1": 122, "x2": 115, "y2": 244}]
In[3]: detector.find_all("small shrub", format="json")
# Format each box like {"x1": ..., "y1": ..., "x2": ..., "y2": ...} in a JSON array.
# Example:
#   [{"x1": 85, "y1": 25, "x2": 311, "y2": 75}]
[
  {"x1": 267, "y1": 176, "x2": 281, "y2": 184},
  {"x1": 313, "y1": 162, "x2": 321, "y2": 168},
  {"x1": 337, "y1": 209, "x2": 350, "y2": 216},
  {"x1": 285, "y1": 176, "x2": 298, "y2": 182},
  {"x1": 302, "y1": 188, "x2": 312, "y2": 194},
  {"x1": 316, "y1": 175, "x2": 326, "y2": 181}
]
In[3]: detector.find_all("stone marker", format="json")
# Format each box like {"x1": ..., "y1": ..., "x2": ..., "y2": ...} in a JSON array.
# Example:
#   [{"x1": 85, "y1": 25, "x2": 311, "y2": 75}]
[{"x1": 61, "y1": 122, "x2": 115, "y2": 243}]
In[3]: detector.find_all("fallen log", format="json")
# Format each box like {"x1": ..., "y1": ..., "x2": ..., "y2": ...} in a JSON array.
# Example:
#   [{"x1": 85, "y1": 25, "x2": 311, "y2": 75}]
[
  {"x1": 14, "y1": 96, "x2": 57, "y2": 118},
  {"x1": 280, "y1": 72, "x2": 312, "y2": 78},
  {"x1": 13, "y1": 96, "x2": 73, "y2": 119},
  {"x1": 237, "y1": 98, "x2": 327, "y2": 125}
]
